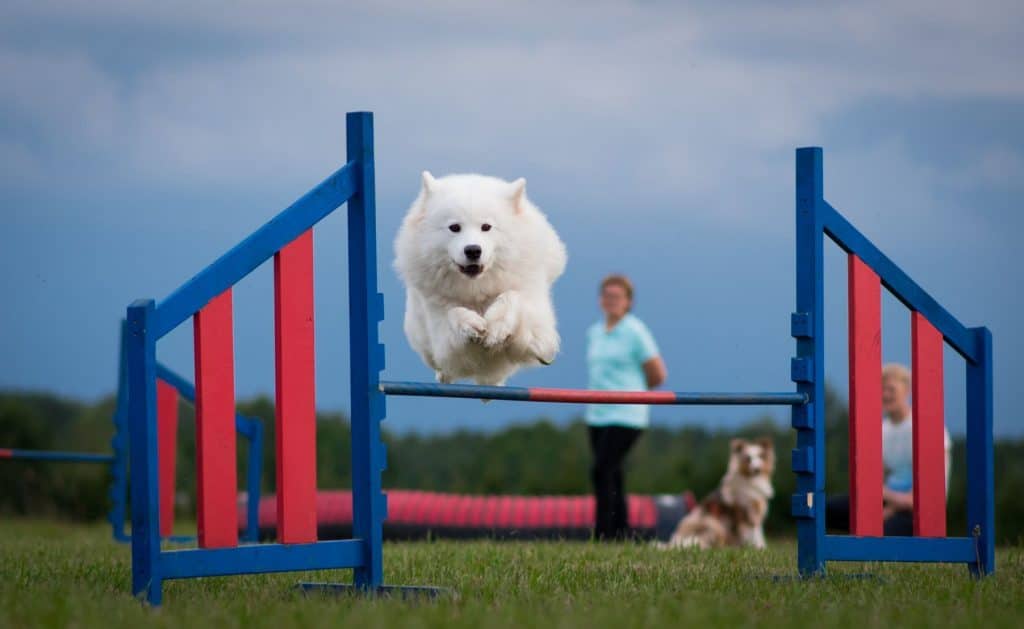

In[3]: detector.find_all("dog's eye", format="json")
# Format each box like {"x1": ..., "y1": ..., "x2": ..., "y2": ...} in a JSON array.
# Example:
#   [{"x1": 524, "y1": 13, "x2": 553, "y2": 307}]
[
  {"x1": 481, "y1": 224, "x2": 492, "y2": 232},
  {"x1": 449, "y1": 224, "x2": 461, "y2": 233}
]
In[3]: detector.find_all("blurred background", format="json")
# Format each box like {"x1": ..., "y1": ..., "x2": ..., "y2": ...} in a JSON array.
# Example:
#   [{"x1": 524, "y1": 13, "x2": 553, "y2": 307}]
[{"x1": 1, "y1": 2, "x2": 1022, "y2": 539}]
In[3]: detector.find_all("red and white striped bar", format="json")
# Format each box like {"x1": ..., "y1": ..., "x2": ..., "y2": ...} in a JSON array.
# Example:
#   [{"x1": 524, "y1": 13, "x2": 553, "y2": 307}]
[
  {"x1": 912, "y1": 312, "x2": 946, "y2": 537},
  {"x1": 847, "y1": 254, "x2": 884, "y2": 536},
  {"x1": 193, "y1": 289, "x2": 239, "y2": 548},
  {"x1": 273, "y1": 230, "x2": 318, "y2": 544}
]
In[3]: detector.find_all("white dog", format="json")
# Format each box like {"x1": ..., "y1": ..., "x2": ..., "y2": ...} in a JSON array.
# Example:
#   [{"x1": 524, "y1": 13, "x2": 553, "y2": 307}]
[{"x1": 394, "y1": 172, "x2": 566, "y2": 386}]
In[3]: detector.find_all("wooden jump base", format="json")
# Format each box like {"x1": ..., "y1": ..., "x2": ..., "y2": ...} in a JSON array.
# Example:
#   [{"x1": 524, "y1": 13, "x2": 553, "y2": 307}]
[{"x1": 123, "y1": 112, "x2": 995, "y2": 606}]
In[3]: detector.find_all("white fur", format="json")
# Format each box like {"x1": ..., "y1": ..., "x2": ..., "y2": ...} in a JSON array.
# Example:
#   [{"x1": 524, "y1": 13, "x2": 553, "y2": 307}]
[{"x1": 394, "y1": 172, "x2": 567, "y2": 386}]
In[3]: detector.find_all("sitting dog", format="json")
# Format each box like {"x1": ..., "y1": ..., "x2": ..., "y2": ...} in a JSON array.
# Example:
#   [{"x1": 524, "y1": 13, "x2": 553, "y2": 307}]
[
  {"x1": 394, "y1": 172, "x2": 567, "y2": 386},
  {"x1": 661, "y1": 438, "x2": 775, "y2": 549}
]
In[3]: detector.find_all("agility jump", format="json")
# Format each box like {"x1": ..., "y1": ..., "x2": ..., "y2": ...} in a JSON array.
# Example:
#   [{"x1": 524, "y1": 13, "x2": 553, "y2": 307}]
[
  {"x1": 122, "y1": 111, "x2": 994, "y2": 605},
  {"x1": 792, "y1": 148, "x2": 993, "y2": 576}
]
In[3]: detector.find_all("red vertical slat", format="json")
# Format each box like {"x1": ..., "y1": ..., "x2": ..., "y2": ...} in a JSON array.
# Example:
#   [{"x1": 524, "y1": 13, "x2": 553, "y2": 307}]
[
  {"x1": 911, "y1": 312, "x2": 946, "y2": 537},
  {"x1": 157, "y1": 379, "x2": 179, "y2": 538},
  {"x1": 274, "y1": 230, "x2": 318, "y2": 543},
  {"x1": 193, "y1": 289, "x2": 239, "y2": 548},
  {"x1": 847, "y1": 254, "x2": 884, "y2": 536}
]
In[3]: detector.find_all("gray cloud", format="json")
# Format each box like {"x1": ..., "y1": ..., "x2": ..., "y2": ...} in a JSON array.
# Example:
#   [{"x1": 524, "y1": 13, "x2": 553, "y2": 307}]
[
  {"x1": 2, "y1": 1, "x2": 1022, "y2": 433},
  {"x1": 3, "y1": 1, "x2": 1021, "y2": 199}
]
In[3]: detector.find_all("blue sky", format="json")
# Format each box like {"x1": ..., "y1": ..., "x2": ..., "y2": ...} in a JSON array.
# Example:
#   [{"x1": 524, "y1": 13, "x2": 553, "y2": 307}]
[{"x1": 2, "y1": 1, "x2": 1022, "y2": 436}]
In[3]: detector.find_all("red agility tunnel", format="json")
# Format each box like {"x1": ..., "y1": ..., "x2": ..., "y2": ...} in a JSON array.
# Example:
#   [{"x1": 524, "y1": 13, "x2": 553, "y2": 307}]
[{"x1": 240, "y1": 490, "x2": 695, "y2": 542}]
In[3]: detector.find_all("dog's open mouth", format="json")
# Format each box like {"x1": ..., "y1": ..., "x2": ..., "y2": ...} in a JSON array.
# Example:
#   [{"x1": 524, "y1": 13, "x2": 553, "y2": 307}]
[{"x1": 458, "y1": 264, "x2": 483, "y2": 277}]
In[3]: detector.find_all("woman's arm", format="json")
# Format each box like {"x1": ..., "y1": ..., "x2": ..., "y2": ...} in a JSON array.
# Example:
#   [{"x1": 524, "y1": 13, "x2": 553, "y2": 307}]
[
  {"x1": 883, "y1": 486, "x2": 913, "y2": 512},
  {"x1": 643, "y1": 356, "x2": 667, "y2": 389}
]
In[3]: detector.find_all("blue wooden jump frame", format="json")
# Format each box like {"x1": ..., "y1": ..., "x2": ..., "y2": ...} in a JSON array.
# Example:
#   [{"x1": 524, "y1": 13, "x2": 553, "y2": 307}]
[
  {"x1": 124, "y1": 114, "x2": 994, "y2": 606},
  {"x1": 792, "y1": 147, "x2": 994, "y2": 577},
  {"x1": 127, "y1": 112, "x2": 390, "y2": 605}
]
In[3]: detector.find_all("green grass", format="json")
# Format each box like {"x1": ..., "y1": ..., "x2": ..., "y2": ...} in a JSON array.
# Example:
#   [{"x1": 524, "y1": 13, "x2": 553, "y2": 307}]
[{"x1": 1, "y1": 520, "x2": 1022, "y2": 628}]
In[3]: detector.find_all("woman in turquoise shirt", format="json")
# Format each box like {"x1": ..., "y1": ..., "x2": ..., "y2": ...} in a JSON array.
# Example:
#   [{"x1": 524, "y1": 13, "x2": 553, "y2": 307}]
[{"x1": 587, "y1": 274, "x2": 667, "y2": 540}]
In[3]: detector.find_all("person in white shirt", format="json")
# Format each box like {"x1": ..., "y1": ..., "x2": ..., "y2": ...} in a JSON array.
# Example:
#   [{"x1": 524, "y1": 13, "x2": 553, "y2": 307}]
[{"x1": 826, "y1": 363, "x2": 953, "y2": 535}]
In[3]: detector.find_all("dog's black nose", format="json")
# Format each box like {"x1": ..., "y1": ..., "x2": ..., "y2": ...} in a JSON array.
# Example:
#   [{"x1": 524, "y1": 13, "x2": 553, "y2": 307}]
[{"x1": 464, "y1": 245, "x2": 482, "y2": 261}]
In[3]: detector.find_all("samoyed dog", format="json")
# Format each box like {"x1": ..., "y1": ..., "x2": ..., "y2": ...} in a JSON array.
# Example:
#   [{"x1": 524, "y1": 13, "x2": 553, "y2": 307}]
[{"x1": 394, "y1": 171, "x2": 566, "y2": 386}]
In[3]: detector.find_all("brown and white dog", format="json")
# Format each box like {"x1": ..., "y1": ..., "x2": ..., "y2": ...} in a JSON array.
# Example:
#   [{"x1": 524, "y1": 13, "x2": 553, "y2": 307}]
[{"x1": 661, "y1": 438, "x2": 775, "y2": 550}]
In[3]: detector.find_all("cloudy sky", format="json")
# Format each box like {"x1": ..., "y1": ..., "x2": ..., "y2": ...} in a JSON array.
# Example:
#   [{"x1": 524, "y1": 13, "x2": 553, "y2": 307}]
[{"x1": 2, "y1": 1, "x2": 1022, "y2": 436}]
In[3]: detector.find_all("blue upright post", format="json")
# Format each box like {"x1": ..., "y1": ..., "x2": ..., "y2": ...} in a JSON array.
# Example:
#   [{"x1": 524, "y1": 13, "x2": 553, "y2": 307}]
[
  {"x1": 245, "y1": 419, "x2": 264, "y2": 543},
  {"x1": 127, "y1": 299, "x2": 162, "y2": 604},
  {"x1": 966, "y1": 326, "x2": 994, "y2": 576},
  {"x1": 346, "y1": 111, "x2": 387, "y2": 589},
  {"x1": 793, "y1": 147, "x2": 826, "y2": 577}
]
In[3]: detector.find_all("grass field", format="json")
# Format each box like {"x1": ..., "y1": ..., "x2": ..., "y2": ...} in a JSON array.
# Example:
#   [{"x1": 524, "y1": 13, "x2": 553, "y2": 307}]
[{"x1": 1, "y1": 520, "x2": 1022, "y2": 628}]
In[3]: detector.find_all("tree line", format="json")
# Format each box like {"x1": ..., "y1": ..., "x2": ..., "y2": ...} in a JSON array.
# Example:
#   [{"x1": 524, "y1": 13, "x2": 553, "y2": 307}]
[{"x1": 2, "y1": 388, "x2": 1022, "y2": 543}]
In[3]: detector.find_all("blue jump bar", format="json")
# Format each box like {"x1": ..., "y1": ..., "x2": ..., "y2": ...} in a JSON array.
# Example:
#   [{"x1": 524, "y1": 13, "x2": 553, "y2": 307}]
[
  {"x1": 160, "y1": 539, "x2": 366, "y2": 579},
  {"x1": 820, "y1": 201, "x2": 979, "y2": 363},
  {"x1": 153, "y1": 160, "x2": 359, "y2": 339},
  {"x1": 823, "y1": 535, "x2": 978, "y2": 564},
  {"x1": 0, "y1": 448, "x2": 115, "y2": 464},
  {"x1": 379, "y1": 381, "x2": 808, "y2": 405}
]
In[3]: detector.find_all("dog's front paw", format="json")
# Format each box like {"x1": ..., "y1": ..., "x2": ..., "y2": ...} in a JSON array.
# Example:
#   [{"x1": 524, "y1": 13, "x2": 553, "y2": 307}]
[
  {"x1": 483, "y1": 314, "x2": 516, "y2": 348},
  {"x1": 482, "y1": 293, "x2": 519, "y2": 348},
  {"x1": 448, "y1": 307, "x2": 487, "y2": 342}
]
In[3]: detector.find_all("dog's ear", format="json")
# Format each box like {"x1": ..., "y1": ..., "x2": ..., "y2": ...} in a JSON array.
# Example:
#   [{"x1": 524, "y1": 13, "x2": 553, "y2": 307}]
[
  {"x1": 757, "y1": 437, "x2": 774, "y2": 452},
  {"x1": 508, "y1": 177, "x2": 526, "y2": 213},
  {"x1": 406, "y1": 171, "x2": 437, "y2": 223},
  {"x1": 730, "y1": 438, "x2": 745, "y2": 453},
  {"x1": 421, "y1": 171, "x2": 438, "y2": 195}
]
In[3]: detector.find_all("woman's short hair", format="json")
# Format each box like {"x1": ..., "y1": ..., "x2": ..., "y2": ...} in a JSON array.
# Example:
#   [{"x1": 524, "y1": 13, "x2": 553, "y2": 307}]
[
  {"x1": 882, "y1": 363, "x2": 911, "y2": 388},
  {"x1": 600, "y1": 274, "x2": 634, "y2": 306}
]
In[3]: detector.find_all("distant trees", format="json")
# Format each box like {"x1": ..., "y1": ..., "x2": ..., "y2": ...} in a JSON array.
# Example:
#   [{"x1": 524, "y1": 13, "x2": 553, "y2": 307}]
[
  {"x1": 2, "y1": 389, "x2": 1022, "y2": 543},
  {"x1": 0, "y1": 393, "x2": 112, "y2": 520}
]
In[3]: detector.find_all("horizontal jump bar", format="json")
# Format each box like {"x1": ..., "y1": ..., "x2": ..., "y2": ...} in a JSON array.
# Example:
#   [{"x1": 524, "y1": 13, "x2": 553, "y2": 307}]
[
  {"x1": 823, "y1": 535, "x2": 977, "y2": 564},
  {"x1": 0, "y1": 448, "x2": 116, "y2": 464},
  {"x1": 379, "y1": 381, "x2": 808, "y2": 405},
  {"x1": 159, "y1": 538, "x2": 365, "y2": 579}
]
